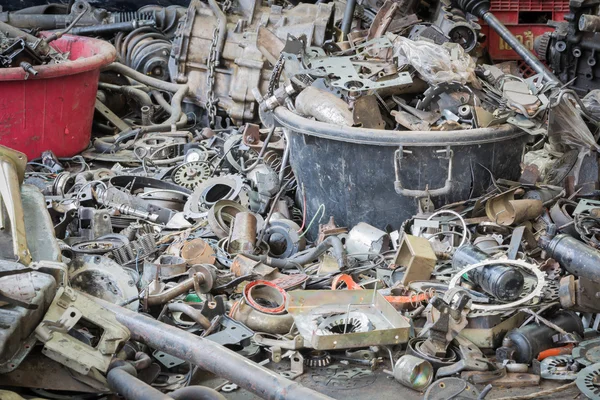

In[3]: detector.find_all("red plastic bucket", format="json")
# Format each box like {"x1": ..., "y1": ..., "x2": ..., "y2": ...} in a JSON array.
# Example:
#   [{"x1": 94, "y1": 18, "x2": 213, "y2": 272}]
[{"x1": 0, "y1": 34, "x2": 116, "y2": 159}]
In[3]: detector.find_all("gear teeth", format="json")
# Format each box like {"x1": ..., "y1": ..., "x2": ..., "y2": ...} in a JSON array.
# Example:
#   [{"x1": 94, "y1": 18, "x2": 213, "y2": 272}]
[{"x1": 304, "y1": 351, "x2": 332, "y2": 368}]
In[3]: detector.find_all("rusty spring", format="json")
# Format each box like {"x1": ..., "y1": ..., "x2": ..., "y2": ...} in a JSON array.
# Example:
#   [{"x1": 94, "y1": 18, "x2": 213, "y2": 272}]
[{"x1": 115, "y1": 27, "x2": 171, "y2": 80}]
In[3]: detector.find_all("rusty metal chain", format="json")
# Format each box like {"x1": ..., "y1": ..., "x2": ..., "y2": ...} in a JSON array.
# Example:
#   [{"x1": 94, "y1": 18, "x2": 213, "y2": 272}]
[
  {"x1": 206, "y1": 26, "x2": 219, "y2": 128},
  {"x1": 268, "y1": 53, "x2": 285, "y2": 97}
]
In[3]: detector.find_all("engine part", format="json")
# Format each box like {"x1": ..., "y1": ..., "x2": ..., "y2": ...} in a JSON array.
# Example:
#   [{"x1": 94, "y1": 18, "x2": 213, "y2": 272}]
[
  {"x1": 231, "y1": 296, "x2": 294, "y2": 334},
  {"x1": 452, "y1": 244, "x2": 525, "y2": 301},
  {"x1": 419, "y1": 288, "x2": 471, "y2": 357},
  {"x1": 540, "y1": 355, "x2": 580, "y2": 380},
  {"x1": 143, "y1": 255, "x2": 188, "y2": 282},
  {"x1": 168, "y1": 0, "x2": 334, "y2": 123},
  {"x1": 229, "y1": 212, "x2": 257, "y2": 254},
  {"x1": 115, "y1": 26, "x2": 171, "y2": 81},
  {"x1": 304, "y1": 351, "x2": 332, "y2": 368},
  {"x1": 558, "y1": 275, "x2": 600, "y2": 313},
  {"x1": 535, "y1": 1, "x2": 600, "y2": 94},
  {"x1": 0, "y1": 260, "x2": 58, "y2": 373},
  {"x1": 172, "y1": 161, "x2": 211, "y2": 190},
  {"x1": 346, "y1": 223, "x2": 390, "y2": 261},
  {"x1": 70, "y1": 238, "x2": 124, "y2": 255},
  {"x1": 576, "y1": 363, "x2": 600, "y2": 400},
  {"x1": 448, "y1": 259, "x2": 546, "y2": 311},
  {"x1": 35, "y1": 287, "x2": 130, "y2": 375},
  {"x1": 263, "y1": 217, "x2": 305, "y2": 259},
  {"x1": 286, "y1": 289, "x2": 410, "y2": 350},
  {"x1": 111, "y1": 233, "x2": 157, "y2": 266},
  {"x1": 145, "y1": 265, "x2": 216, "y2": 307},
  {"x1": 485, "y1": 189, "x2": 543, "y2": 226},
  {"x1": 181, "y1": 238, "x2": 216, "y2": 265},
  {"x1": 409, "y1": 1, "x2": 481, "y2": 52},
  {"x1": 184, "y1": 174, "x2": 245, "y2": 219},
  {"x1": 207, "y1": 200, "x2": 249, "y2": 239},
  {"x1": 540, "y1": 233, "x2": 600, "y2": 283},
  {"x1": 496, "y1": 310, "x2": 584, "y2": 364},
  {"x1": 69, "y1": 255, "x2": 139, "y2": 311},
  {"x1": 77, "y1": 207, "x2": 113, "y2": 240},
  {"x1": 454, "y1": 0, "x2": 558, "y2": 83},
  {"x1": 387, "y1": 354, "x2": 433, "y2": 391}
]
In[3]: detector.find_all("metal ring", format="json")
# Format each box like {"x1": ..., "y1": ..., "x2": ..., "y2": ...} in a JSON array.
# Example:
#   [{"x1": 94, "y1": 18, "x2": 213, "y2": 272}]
[
  {"x1": 243, "y1": 280, "x2": 287, "y2": 314},
  {"x1": 447, "y1": 259, "x2": 545, "y2": 311}
]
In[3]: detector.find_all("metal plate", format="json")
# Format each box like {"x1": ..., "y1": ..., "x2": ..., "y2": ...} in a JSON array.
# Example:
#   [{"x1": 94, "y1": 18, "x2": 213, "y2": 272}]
[
  {"x1": 540, "y1": 355, "x2": 579, "y2": 380},
  {"x1": 574, "y1": 338, "x2": 600, "y2": 366},
  {"x1": 577, "y1": 363, "x2": 600, "y2": 400}
]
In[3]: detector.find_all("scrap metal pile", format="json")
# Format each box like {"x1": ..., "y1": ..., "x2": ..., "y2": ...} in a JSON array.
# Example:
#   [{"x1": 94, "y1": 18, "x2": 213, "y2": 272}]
[{"x1": 3, "y1": 0, "x2": 600, "y2": 399}]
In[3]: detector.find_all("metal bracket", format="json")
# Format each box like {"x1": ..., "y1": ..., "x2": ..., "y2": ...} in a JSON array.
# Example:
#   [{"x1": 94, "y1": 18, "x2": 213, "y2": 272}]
[
  {"x1": 394, "y1": 146, "x2": 454, "y2": 198},
  {"x1": 279, "y1": 351, "x2": 304, "y2": 380}
]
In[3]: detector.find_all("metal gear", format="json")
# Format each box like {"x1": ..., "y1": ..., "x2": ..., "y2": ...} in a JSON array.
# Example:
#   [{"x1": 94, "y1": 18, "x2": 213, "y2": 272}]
[
  {"x1": 172, "y1": 161, "x2": 211, "y2": 190},
  {"x1": 573, "y1": 338, "x2": 600, "y2": 367},
  {"x1": 534, "y1": 32, "x2": 552, "y2": 61},
  {"x1": 304, "y1": 351, "x2": 332, "y2": 368},
  {"x1": 576, "y1": 363, "x2": 600, "y2": 400}
]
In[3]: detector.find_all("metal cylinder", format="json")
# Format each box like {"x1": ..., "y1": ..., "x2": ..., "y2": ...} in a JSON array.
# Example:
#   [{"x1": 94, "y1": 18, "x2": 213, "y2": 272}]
[
  {"x1": 497, "y1": 311, "x2": 583, "y2": 364},
  {"x1": 540, "y1": 234, "x2": 600, "y2": 283},
  {"x1": 229, "y1": 212, "x2": 257, "y2": 254},
  {"x1": 340, "y1": 0, "x2": 358, "y2": 40},
  {"x1": 579, "y1": 14, "x2": 600, "y2": 33},
  {"x1": 93, "y1": 297, "x2": 334, "y2": 400},
  {"x1": 70, "y1": 20, "x2": 155, "y2": 36},
  {"x1": 391, "y1": 355, "x2": 434, "y2": 391},
  {"x1": 452, "y1": 244, "x2": 525, "y2": 301}
]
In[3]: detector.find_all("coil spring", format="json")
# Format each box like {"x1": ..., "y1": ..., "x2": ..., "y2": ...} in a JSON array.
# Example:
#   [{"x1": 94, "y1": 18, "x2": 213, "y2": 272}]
[
  {"x1": 263, "y1": 150, "x2": 295, "y2": 183},
  {"x1": 115, "y1": 27, "x2": 171, "y2": 80}
]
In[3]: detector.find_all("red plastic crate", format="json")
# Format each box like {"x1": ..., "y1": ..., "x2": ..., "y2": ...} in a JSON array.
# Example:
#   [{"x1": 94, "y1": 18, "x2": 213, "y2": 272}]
[{"x1": 481, "y1": 0, "x2": 569, "y2": 62}]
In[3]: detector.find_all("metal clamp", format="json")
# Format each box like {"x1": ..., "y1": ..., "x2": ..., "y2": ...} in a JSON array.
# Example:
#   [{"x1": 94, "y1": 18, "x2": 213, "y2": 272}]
[{"x1": 394, "y1": 146, "x2": 454, "y2": 198}]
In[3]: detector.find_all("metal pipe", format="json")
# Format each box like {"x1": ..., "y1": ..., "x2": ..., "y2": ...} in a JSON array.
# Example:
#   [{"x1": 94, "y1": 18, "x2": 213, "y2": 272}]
[
  {"x1": 481, "y1": 12, "x2": 558, "y2": 83},
  {"x1": 94, "y1": 298, "x2": 335, "y2": 400},
  {"x1": 107, "y1": 365, "x2": 173, "y2": 400},
  {"x1": 207, "y1": 0, "x2": 227, "y2": 65},
  {"x1": 340, "y1": 0, "x2": 357, "y2": 40},
  {"x1": 170, "y1": 386, "x2": 226, "y2": 400},
  {"x1": 167, "y1": 302, "x2": 211, "y2": 329},
  {"x1": 146, "y1": 276, "x2": 202, "y2": 306}
]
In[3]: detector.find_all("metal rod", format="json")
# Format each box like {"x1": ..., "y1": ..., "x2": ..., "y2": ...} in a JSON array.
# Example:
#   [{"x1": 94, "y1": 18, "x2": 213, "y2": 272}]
[
  {"x1": 340, "y1": 0, "x2": 357, "y2": 40},
  {"x1": 481, "y1": 12, "x2": 558, "y2": 83},
  {"x1": 94, "y1": 298, "x2": 335, "y2": 400}
]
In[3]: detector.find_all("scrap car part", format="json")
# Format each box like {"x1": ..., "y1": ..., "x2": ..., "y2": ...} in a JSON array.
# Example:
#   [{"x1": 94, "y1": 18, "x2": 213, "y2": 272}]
[
  {"x1": 577, "y1": 363, "x2": 600, "y2": 400},
  {"x1": 286, "y1": 289, "x2": 410, "y2": 350},
  {"x1": 35, "y1": 287, "x2": 130, "y2": 375},
  {"x1": 448, "y1": 259, "x2": 546, "y2": 311},
  {"x1": 111, "y1": 233, "x2": 157, "y2": 266},
  {"x1": 0, "y1": 145, "x2": 32, "y2": 265},
  {"x1": 0, "y1": 260, "x2": 58, "y2": 373},
  {"x1": 540, "y1": 233, "x2": 600, "y2": 284},
  {"x1": 263, "y1": 217, "x2": 305, "y2": 259},
  {"x1": 184, "y1": 174, "x2": 245, "y2": 219},
  {"x1": 496, "y1": 310, "x2": 583, "y2": 364},
  {"x1": 207, "y1": 200, "x2": 249, "y2": 239},
  {"x1": 387, "y1": 354, "x2": 434, "y2": 391},
  {"x1": 96, "y1": 298, "x2": 333, "y2": 400},
  {"x1": 452, "y1": 244, "x2": 524, "y2": 301},
  {"x1": 69, "y1": 255, "x2": 139, "y2": 311},
  {"x1": 573, "y1": 338, "x2": 600, "y2": 367},
  {"x1": 168, "y1": 0, "x2": 335, "y2": 123},
  {"x1": 454, "y1": 0, "x2": 558, "y2": 83},
  {"x1": 540, "y1": 355, "x2": 579, "y2": 380},
  {"x1": 345, "y1": 223, "x2": 390, "y2": 261},
  {"x1": 304, "y1": 351, "x2": 332, "y2": 368},
  {"x1": 145, "y1": 265, "x2": 216, "y2": 307},
  {"x1": 172, "y1": 161, "x2": 211, "y2": 190}
]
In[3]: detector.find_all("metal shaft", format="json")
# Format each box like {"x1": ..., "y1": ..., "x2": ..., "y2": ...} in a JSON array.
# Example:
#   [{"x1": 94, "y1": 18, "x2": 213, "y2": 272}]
[
  {"x1": 95, "y1": 298, "x2": 335, "y2": 400},
  {"x1": 340, "y1": 0, "x2": 357, "y2": 40},
  {"x1": 481, "y1": 12, "x2": 558, "y2": 83}
]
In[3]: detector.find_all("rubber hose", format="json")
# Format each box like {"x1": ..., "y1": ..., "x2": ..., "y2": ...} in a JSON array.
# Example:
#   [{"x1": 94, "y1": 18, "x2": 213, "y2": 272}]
[
  {"x1": 247, "y1": 236, "x2": 345, "y2": 269},
  {"x1": 167, "y1": 303, "x2": 211, "y2": 329}
]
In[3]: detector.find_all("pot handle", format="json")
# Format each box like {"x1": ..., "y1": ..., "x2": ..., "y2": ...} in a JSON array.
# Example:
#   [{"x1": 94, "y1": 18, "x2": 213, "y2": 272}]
[{"x1": 394, "y1": 146, "x2": 454, "y2": 198}]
